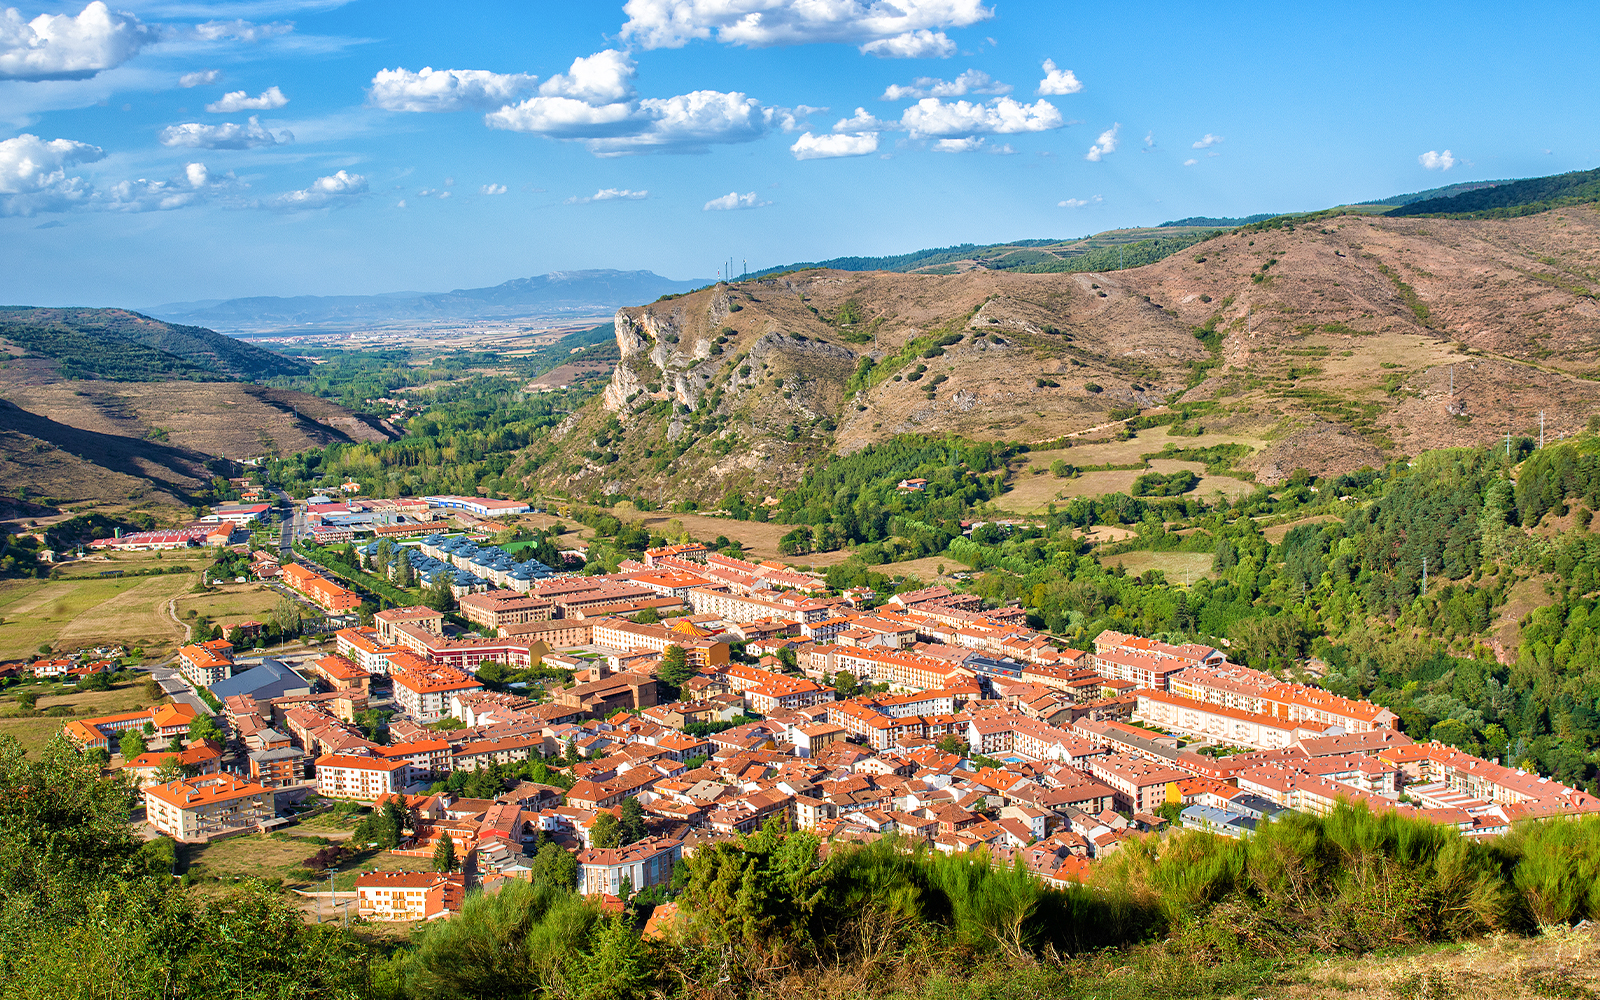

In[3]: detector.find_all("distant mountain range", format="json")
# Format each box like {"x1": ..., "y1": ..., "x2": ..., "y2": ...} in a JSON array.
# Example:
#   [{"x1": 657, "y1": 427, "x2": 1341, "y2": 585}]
[{"x1": 144, "y1": 269, "x2": 709, "y2": 332}]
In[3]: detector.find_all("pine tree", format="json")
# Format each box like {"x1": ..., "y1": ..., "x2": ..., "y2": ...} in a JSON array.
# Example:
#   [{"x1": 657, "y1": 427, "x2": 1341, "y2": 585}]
[{"x1": 432, "y1": 835, "x2": 458, "y2": 873}]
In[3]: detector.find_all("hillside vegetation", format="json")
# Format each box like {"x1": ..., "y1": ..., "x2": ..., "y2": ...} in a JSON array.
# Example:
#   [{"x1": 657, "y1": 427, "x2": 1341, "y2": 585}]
[
  {"x1": 1390, "y1": 165, "x2": 1600, "y2": 219},
  {"x1": 0, "y1": 308, "x2": 308, "y2": 381}
]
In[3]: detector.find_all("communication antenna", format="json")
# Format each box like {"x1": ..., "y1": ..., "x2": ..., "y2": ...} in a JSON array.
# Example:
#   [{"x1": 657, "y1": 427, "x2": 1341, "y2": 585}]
[
  {"x1": 1449, "y1": 365, "x2": 1454, "y2": 396},
  {"x1": 1421, "y1": 556, "x2": 1428, "y2": 599}
]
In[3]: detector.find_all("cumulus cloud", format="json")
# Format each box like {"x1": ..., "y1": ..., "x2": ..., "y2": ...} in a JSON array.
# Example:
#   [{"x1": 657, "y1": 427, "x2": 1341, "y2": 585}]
[
  {"x1": 0, "y1": 1, "x2": 153, "y2": 81},
  {"x1": 484, "y1": 95, "x2": 637, "y2": 137},
  {"x1": 0, "y1": 132, "x2": 238, "y2": 215},
  {"x1": 1419, "y1": 149, "x2": 1455, "y2": 170},
  {"x1": 368, "y1": 66, "x2": 539, "y2": 112},
  {"x1": 860, "y1": 29, "x2": 955, "y2": 58},
  {"x1": 790, "y1": 130, "x2": 878, "y2": 159},
  {"x1": 703, "y1": 190, "x2": 769, "y2": 210},
  {"x1": 1183, "y1": 157, "x2": 1197, "y2": 166},
  {"x1": 1036, "y1": 59, "x2": 1082, "y2": 95},
  {"x1": 881, "y1": 68, "x2": 1008, "y2": 101},
  {"x1": 0, "y1": 132, "x2": 101, "y2": 214},
  {"x1": 1058, "y1": 195, "x2": 1100, "y2": 208},
  {"x1": 564, "y1": 187, "x2": 647, "y2": 204},
  {"x1": 1085, "y1": 122, "x2": 1119, "y2": 161},
  {"x1": 833, "y1": 107, "x2": 891, "y2": 131},
  {"x1": 206, "y1": 85, "x2": 288, "y2": 112},
  {"x1": 933, "y1": 136, "x2": 984, "y2": 152},
  {"x1": 619, "y1": 0, "x2": 991, "y2": 52},
  {"x1": 179, "y1": 68, "x2": 219, "y2": 87},
  {"x1": 539, "y1": 48, "x2": 634, "y2": 104},
  {"x1": 159, "y1": 115, "x2": 289, "y2": 149},
  {"x1": 480, "y1": 183, "x2": 506, "y2": 195},
  {"x1": 272, "y1": 169, "x2": 366, "y2": 210},
  {"x1": 1192, "y1": 132, "x2": 1222, "y2": 149},
  {"x1": 900, "y1": 96, "x2": 1063, "y2": 138}
]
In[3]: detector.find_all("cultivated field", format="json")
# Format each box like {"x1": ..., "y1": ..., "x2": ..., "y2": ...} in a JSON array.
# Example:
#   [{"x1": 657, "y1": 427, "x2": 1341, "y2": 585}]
[{"x1": 0, "y1": 573, "x2": 192, "y2": 661}]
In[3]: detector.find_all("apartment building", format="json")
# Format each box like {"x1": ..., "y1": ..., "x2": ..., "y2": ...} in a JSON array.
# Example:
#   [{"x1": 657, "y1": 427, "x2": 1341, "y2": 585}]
[
  {"x1": 143, "y1": 773, "x2": 276, "y2": 842},
  {"x1": 314, "y1": 753, "x2": 411, "y2": 801}
]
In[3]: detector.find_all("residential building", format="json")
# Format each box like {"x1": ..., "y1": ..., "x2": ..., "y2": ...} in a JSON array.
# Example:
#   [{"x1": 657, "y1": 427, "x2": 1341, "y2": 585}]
[
  {"x1": 315, "y1": 753, "x2": 411, "y2": 801},
  {"x1": 355, "y1": 871, "x2": 466, "y2": 921},
  {"x1": 578, "y1": 837, "x2": 683, "y2": 896},
  {"x1": 143, "y1": 774, "x2": 276, "y2": 842}
]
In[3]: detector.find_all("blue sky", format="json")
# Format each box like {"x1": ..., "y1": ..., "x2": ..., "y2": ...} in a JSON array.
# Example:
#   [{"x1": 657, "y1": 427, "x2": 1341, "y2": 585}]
[{"x1": 2, "y1": 0, "x2": 1597, "y2": 306}]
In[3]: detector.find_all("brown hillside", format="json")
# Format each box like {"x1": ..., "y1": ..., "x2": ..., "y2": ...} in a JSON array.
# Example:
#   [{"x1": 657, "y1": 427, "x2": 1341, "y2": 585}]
[
  {"x1": 0, "y1": 359, "x2": 395, "y2": 511},
  {"x1": 524, "y1": 204, "x2": 1600, "y2": 503}
]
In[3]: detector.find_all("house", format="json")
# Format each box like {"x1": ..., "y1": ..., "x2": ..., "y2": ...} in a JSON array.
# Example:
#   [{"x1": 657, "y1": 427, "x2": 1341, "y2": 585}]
[
  {"x1": 63, "y1": 702, "x2": 200, "y2": 752},
  {"x1": 897, "y1": 478, "x2": 929, "y2": 492},
  {"x1": 143, "y1": 773, "x2": 276, "y2": 842},
  {"x1": 354, "y1": 871, "x2": 466, "y2": 921},
  {"x1": 578, "y1": 837, "x2": 683, "y2": 896}
]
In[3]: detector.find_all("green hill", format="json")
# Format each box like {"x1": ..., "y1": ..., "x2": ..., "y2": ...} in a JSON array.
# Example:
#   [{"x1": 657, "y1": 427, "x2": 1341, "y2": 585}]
[
  {"x1": 0, "y1": 307, "x2": 308, "y2": 381},
  {"x1": 1387, "y1": 165, "x2": 1600, "y2": 218}
]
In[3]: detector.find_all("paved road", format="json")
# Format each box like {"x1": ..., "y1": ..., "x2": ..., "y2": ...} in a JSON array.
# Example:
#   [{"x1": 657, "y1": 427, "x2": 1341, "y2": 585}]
[{"x1": 145, "y1": 661, "x2": 209, "y2": 715}]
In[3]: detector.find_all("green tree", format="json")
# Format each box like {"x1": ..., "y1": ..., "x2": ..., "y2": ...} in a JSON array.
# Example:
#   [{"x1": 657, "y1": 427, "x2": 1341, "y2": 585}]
[
  {"x1": 425, "y1": 573, "x2": 456, "y2": 613},
  {"x1": 657, "y1": 644, "x2": 695, "y2": 699},
  {"x1": 633, "y1": 606, "x2": 660, "y2": 625},
  {"x1": 833, "y1": 670, "x2": 861, "y2": 698},
  {"x1": 188, "y1": 715, "x2": 223, "y2": 745},
  {"x1": 153, "y1": 755, "x2": 186, "y2": 784},
  {"x1": 119, "y1": 729, "x2": 148, "y2": 762},
  {"x1": 619, "y1": 796, "x2": 648, "y2": 844},
  {"x1": 142, "y1": 677, "x2": 163, "y2": 702},
  {"x1": 432, "y1": 834, "x2": 458, "y2": 873},
  {"x1": 530, "y1": 840, "x2": 578, "y2": 891},
  {"x1": 394, "y1": 554, "x2": 414, "y2": 589},
  {"x1": 15, "y1": 691, "x2": 37, "y2": 712},
  {"x1": 590, "y1": 811, "x2": 622, "y2": 849}
]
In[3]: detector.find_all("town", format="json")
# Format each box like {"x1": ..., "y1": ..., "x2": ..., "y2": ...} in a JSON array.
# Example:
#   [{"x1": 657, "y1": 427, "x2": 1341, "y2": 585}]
[{"x1": 28, "y1": 489, "x2": 1598, "y2": 925}]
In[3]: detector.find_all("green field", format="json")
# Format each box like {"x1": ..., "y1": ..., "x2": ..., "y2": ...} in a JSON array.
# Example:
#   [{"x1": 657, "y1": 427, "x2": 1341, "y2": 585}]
[
  {"x1": 182, "y1": 830, "x2": 439, "y2": 893},
  {"x1": 1098, "y1": 550, "x2": 1217, "y2": 583}
]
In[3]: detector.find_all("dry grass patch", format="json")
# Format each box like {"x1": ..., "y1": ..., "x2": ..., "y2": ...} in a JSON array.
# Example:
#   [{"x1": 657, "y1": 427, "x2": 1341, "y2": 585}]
[
  {"x1": 1100, "y1": 550, "x2": 1216, "y2": 583},
  {"x1": 0, "y1": 574, "x2": 191, "y2": 660},
  {"x1": 172, "y1": 584, "x2": 283, "y2": 631},
  {"x1": 0, "y1": 677, "x2": 156, "y2": 754},
  {"x1": 1262, "y1": 514, "x2": 1342, "y2": 544}
]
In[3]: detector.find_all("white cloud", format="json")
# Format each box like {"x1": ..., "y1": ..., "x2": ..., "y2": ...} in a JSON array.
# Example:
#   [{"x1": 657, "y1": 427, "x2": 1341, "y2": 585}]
[
  {"x1": 1058, "y1": 195, "x2": 1100, "y2": 208},
  {"x1": 368, "y1": 66, "x2": 539, "y2": 112},
  {"x1": 0, "y1": 132, "x2": 101, "y2": 214},
  {"x1": 772, "y1": 103, "x2": 825, "y2": 131},
  {"x1": 833, "y1": 107, "x2": 890, "y2": 131},
  {"x1": 1192, "y1": 132, "x2": 1222, "y2": 149},
  {"x1": 0, "y1": 1, "x2": 153, "y2": 80},
  {"x1": 703, "y1": 190, "x2": 769, "y2": 211},
  {"x1": 272, "y1": 169, "x2": 366, "y2": 210},
  {"x1": 206, "y1": 85, "x2": 287, "y2": 112},
  {"x1": 1419, "y1": 149, "x2": 1455, "y2": 170},
  {"x1": 1183, "y1": 157, "x2": 1197, "y2": 166},
  {"x1": 901, "y1": 96, "x2": 1063, "y2": 138},
  {"x1": 580, "y1": 90, "x2": 770, "y2": 156},
  {"x1": 988, "y1": 142, "x2": 1014, "y2": 154},
  {"x1": 1085, "y1": 122, "x2": 1119, "y2": 161},
  {"x1": 191, "y1": 19, "x2": 293, "y2": 43},
  {"x1": 484, "y1": 95, "x2": 638, "y2": 137},
  {"x1": 179, "y1": 68, "x2": 219, "y2": 87},
  {"x1": 1036, "y1": 59, "x2": 1081, "y2": 95},
  {"x1": 860, "y1": 29, "x2": 954, "y2": 58},
  {"x1": 480, "y1": 183, "x2": 506, "y2": 195},
  {"x1": 619, "y1": 0, "x2": 992, "y2": 51},
  {"x1": 933, "y1": 136, "x2": 983, "y2": 152},
  {"x1": 790, "y1": 130, "x2": 878, "y2": 159},
  {"x1": 881, "y1": 68, "x2": 1008, "y2": 101},
  {"x1": 158, "y1": 115, "x2": 289, "y2": 149},
  {"x1": 565, "y1": 187, "x2": 647, "y2": 204},
  {"x1": 539, "y1": 49, "x2": 634, "y2": 104}
]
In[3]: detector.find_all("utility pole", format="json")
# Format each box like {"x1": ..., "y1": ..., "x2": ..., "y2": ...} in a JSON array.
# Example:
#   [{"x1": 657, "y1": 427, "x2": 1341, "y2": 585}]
[
  {"x1": 324, "y1": 868, "x2": 337, "y2": 924},
  {"x1": 1449, "y1": 365, "x2": 1454, "y2": 396},
  {"x1": 1421, "y1": 556, "x2": 1427, "y2": 599},
  {"x1": 1540, "y1": 411, "x2": 1545, "y2": 449}
]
